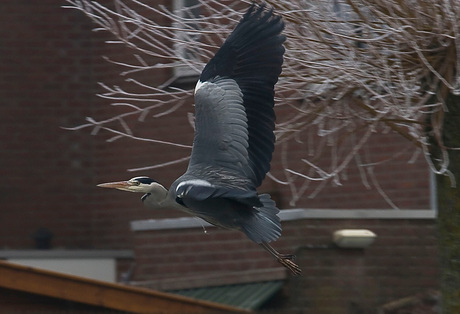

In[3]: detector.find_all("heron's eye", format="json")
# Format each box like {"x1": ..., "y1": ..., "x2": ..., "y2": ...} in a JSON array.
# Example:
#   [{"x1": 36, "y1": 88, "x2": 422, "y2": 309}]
[{"x1": 130, "y1": 181, "x2": 140, "y2": 186}]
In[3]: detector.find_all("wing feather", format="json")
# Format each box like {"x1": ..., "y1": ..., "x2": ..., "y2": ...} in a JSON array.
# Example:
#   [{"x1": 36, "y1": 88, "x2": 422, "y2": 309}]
[
  {"x1": 189, "y1": 77, "x2": 255, "y2": 181},
  {"x1": 186, "y1": 3, "x2": 285, "y2": 188},
  {"x1": 167, "y1": 3, "x2": 287, "y2": 248}
]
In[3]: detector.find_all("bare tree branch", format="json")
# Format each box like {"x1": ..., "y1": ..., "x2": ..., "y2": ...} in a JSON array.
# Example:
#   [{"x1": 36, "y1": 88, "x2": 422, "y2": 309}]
[{"x1": 64, "y1": 0, "x2": 460, "y2": 206}]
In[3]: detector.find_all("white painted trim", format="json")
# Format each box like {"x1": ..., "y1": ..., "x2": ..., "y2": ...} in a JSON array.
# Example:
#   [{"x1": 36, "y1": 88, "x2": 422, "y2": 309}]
[
  {"x1": 0, "y1": 250, "x2": 134, "y2": 259},
  {"x1": 132, "y1": 217, "x2": 212, "y2": 231},
  {"x1": 130, "y1": 209, "x2": 436, "y2": 232},
  {"x1": 278, "y1": 209, "x2": 436, "y2": 220},
  {"x1": 172, "y1": 0, "x2": 202, "y2": 78}
]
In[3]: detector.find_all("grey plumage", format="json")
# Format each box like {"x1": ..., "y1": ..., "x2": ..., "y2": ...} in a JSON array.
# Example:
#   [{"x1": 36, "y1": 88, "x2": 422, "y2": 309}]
[{"x1": 98, "y1": 3, "x2": 301, "y2": 276}]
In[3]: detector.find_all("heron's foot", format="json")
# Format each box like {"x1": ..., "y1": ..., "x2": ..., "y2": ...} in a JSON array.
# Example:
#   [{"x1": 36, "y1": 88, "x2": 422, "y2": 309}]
[
  {"x1": 260, "y1": 242, "x2": 302, "y2": 276},
  {"x1": 277, "y1": 255, "x2": 302, "y2": 276},
  {"x1": 278, "y1": 253, "x2": 295, "y2": 260}
]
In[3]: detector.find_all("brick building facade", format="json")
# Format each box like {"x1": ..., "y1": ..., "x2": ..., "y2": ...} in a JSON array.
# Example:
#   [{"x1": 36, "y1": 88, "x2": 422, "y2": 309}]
[{"x1": 0, "y1": 1, "x2": 438, "y2": 312}]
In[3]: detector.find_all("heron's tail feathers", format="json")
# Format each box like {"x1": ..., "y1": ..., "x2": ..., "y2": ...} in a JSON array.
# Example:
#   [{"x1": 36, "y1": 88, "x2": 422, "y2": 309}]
[{"x1": 241, "y1": 194, "x2": 281, "y2": 244}]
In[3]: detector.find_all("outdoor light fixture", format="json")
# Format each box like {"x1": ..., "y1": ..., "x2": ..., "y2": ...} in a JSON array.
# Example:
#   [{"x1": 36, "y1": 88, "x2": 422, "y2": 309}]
[{"x1": 333, "y1": 229, "x2": 376, "y2": 249}]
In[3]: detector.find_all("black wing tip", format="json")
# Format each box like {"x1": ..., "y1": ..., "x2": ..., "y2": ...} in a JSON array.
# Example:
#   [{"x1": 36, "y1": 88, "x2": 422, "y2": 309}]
[
  {"x1": 200, "y1": 2, "x2": 285, "y2": 82},
  {"x1": 246, "y1": 1, "x2": 284, "y2": 26},
  {"x1": 243, "y1": 2, "x2": 284, "y2": 30},
  {"x1": 246, "y1": 2, "x2": 271, "y2": 16}
]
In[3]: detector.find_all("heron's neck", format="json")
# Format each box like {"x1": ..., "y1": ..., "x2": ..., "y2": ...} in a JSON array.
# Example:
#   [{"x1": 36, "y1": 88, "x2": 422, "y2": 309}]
[{"x1": 142, "y1": 184, "x2": 170, "y2": 209}]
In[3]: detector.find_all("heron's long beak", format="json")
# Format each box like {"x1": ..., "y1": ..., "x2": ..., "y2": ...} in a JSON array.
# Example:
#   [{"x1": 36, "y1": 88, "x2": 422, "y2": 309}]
[{"x1": 97, "y1": 181, "x2": 134, "y2": 191}]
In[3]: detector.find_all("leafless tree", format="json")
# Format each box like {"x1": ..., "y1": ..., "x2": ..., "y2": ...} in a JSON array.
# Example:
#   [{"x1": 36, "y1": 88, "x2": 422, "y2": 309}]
[
  {"x1": 63, "y1": 0, "x2": 456, "y2": 205},
  {"x1": 65, "y1": 0, "x2": 460, "y2": 310}
]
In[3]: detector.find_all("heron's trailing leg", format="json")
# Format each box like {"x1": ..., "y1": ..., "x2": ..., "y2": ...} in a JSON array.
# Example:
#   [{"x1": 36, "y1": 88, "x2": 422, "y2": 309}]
[{"x1": 261, "y1": 242, "x2": 302, "y2": 276}]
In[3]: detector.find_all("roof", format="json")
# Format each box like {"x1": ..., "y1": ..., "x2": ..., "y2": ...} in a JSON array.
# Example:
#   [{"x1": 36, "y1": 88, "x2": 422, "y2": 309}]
[
  {"x1": 0, "y1": 260, "x2": 249, "y2": 313},
  {"x1": 170, "y1": 280, "x2": 284, "y2": 310},
  {"x1": 127, "y1": 267, "x2": 287, "y2": 311}
]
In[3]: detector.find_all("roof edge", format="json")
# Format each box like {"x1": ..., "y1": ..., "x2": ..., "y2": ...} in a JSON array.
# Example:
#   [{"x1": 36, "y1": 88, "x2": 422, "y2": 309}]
[
  {"x1": 128, "y1": 267, "x2": 287, "y2": 291},
  {"x1": 0, "y1": 260, "x2": 249, "y2": 313}
]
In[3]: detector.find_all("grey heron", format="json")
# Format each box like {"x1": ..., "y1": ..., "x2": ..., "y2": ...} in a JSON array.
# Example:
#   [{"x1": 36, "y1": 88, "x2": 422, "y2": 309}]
[{"x1": 98, "y1": 3, "x2": 301, "y2": 275}]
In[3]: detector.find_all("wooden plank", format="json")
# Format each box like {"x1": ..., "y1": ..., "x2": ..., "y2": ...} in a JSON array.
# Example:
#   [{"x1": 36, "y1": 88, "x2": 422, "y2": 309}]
[{"x1": 0, "y1": 260, "x2": 249, "y2": 313}]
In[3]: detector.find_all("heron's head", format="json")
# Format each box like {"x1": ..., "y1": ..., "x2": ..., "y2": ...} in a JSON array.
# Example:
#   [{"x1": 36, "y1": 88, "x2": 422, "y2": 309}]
[{"x1": 97, "y1": 176, "x2": 163, "y2": 193}]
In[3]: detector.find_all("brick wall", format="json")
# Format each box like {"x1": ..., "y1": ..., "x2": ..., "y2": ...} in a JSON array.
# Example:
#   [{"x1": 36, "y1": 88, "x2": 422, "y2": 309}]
[
  {"x1": 0, "y1": 1, "x2": 439, "y2": 311},
  {"x1": 281, "y1": 218, "x2": 438, "y2": 313},
  {"x1": 130, "y1": 216, "x2": 438, "y2": 313},
  {"x1": 0, "y1": 0, "x2": 432, "y2": 249},
  {"x1": 0, "y1": 0, "x2": 99, "y2": 248},
  {"x1": 268, "y1": 128, "x2": 431, "y2": 210},
  {"x1": 0, "y1": 0, "x2": 183, "y2": 249}
]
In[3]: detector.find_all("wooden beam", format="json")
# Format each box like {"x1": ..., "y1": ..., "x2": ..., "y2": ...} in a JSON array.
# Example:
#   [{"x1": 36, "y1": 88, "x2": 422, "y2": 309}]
[{"x1": 0, "y1": 260, "x2": 249, "y2": 313}]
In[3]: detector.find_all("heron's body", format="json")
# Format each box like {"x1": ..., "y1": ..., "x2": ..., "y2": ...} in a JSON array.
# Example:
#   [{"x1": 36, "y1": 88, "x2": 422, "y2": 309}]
[{"x1": 98, "y1": 3, "x2": 301, "y2": 275}]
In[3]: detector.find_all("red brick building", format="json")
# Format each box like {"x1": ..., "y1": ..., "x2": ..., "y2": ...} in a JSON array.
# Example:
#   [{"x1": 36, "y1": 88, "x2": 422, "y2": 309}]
[{"x1": 0, "y1": 1, "x2": 438, "y2": 313}]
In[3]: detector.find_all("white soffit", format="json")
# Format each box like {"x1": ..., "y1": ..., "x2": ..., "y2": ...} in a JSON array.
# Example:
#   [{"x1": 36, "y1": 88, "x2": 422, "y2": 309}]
[{"x1": 130, "y1": 209, "x2": 435, "y2": 232}]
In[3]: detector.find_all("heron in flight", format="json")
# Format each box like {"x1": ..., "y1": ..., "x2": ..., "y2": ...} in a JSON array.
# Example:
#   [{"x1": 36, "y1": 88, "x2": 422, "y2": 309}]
[{"x1": 98, "y1": 3, "x2": 301, "y2": 275}]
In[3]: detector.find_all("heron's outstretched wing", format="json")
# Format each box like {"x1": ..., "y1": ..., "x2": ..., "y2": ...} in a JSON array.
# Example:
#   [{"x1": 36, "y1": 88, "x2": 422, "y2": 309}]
[
  {"x1": 189, "y1": 77, "x2": 253, "y2": 183},
  {"x1": 186, "y1": 3, "x2": 285, "y2": 189}
]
